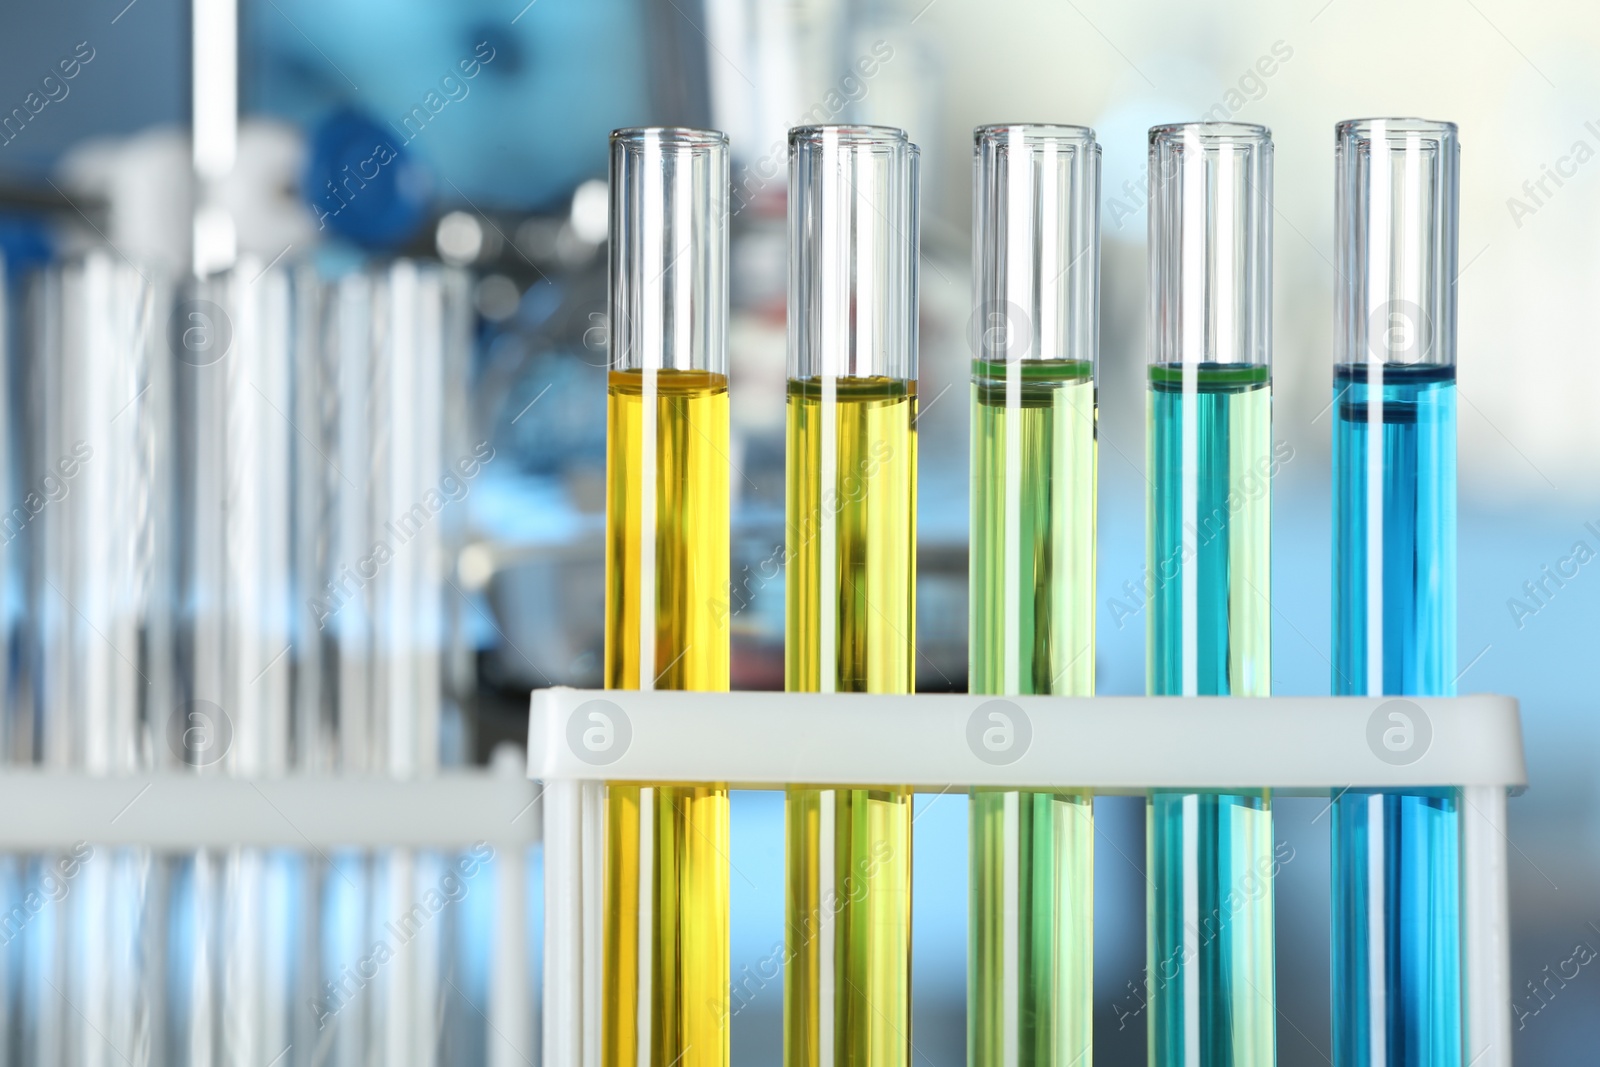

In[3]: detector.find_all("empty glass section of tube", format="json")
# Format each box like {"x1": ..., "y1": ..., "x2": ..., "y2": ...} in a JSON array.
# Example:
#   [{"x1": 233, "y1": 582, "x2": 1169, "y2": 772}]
[
  {"x1": 1329, "y1": 118, "x2": 1461, "y2": 1067},
  {"x1": 603, "y1": 127, "x2": 731, "y2": 1067},
  {"x1": 1145, "y1": 122, "x2": 1277, "y2": 1067},
  {"x1": 784, "y1": 124, "x2": 919, "y2": 1067},
  {"x1": 967, "y1": 124, "x2": 1098, "y2": 1067}
]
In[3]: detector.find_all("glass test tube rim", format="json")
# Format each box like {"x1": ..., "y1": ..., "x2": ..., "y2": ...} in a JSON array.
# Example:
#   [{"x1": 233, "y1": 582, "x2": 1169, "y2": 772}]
[
  {"x1": 789, "y1": 123, "x2": 909, "y2": 149},
  {"x1": 1335, "y1": 116, "x2": 1458, "y2": 141},
  {"x1": 611, "y1": 125, "x2": 730, "y2": 150},
  {"x1": 1149, "y1": 119, "x2": 1272, "y2": 146},
  {"x1": 974, "y1": 122, "x2": 1100, "y2": 148}
]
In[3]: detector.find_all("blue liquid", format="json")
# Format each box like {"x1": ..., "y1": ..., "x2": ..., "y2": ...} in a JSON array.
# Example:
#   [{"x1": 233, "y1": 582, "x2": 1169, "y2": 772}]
[
  {"x1": 1146, "y1": 363, "x2": 1276, "y2": 1066},
  {"x1": 1330, "y1": 362, "x2": 1460, "y2": 1067}
]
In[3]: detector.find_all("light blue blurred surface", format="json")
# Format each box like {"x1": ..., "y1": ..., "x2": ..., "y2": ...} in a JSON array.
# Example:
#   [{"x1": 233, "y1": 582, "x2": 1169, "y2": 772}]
[{"x1": 250, "y1": 0, "x2": 651, "y2": 209}]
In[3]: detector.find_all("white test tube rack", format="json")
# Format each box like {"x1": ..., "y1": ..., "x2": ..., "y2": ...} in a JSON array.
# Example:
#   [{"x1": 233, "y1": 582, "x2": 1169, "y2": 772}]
[
  {"x1": 0, "y1": 752, "x2": 541, "y2": 1067},
  {"x1": 530, "y1": 687, "x2": 1525, "y2": 1067}
]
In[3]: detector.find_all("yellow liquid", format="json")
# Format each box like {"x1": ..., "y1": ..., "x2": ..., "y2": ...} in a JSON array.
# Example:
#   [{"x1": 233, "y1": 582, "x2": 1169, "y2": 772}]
[
  {"x1": 783, "y1": 376, "x2": 917, "y2": 1067},
  {"x1": 604, "y1": 369, "x2": 730, "y2": 1067}
]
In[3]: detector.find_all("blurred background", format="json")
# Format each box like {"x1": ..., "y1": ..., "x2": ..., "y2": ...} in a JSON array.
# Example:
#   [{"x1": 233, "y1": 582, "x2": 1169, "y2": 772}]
[{"x1": 0, "y1": 0, "x2": 1595, "y2": 1063}]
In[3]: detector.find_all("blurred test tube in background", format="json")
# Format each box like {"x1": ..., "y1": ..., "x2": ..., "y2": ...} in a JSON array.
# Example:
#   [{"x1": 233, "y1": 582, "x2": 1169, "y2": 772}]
[
  {"x1": 172, "y1": 259, "x2": 324, "y2": 1065},
  {"x1": 318, "y1": 260, "x2": 481, "y2": 1067},
  {"x1": 17, "y1": 252, "x2": 170, "y2": 1065}
]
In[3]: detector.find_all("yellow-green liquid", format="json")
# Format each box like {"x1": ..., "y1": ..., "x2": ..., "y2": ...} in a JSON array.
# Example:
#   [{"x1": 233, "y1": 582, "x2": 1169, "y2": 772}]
[
  {"x1": 968, "y1": 360, "x2": 1095, "y2": 691},
  {"x1": 968, "y1": 359, "x2": 1095, "y2": 1066},
  {"x1": 784, "y1": 376, "x2": 917, "y2": 1067},
  {"x1": 604, "y1": 368, "x2": 730, "y2": 1067}
]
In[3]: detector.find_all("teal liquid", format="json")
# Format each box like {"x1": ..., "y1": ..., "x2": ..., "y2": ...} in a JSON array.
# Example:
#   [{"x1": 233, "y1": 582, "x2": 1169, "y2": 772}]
[
  {"x1": 968, "y1": 360, "x2": 1095, "y2": 1066},
  {"x1": 1330, "y1": 362, "x2": 1460, "y2": 1067},
  {"x1": 1146, "y1": 362, "x2": 1276, "y2": 1066}
]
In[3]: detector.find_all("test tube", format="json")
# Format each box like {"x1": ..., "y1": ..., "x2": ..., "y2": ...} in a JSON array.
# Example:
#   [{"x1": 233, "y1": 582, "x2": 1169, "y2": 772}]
[
  {"x1": 312, "y1": 261, "x2": 476, "y2": 1067},
  {"x1": 784, "y1": 125, "x2": 919, "y2": 1067},
  {"x1": 603, "y1": 127, "x2": 732, "y2": 1067},
  {"x1": 177, "y1": 262, "x2": 306, "y2": 1067},
  {"x1": 1145, "y1": 122, "x2": 1276, "y2": 1065},
  {"x1": 24, "y1": 252, "x2": 169, "y2": 1067},
  {"x1": 967, "y1": 124, "x2": 1098, "y2": 1067},
  {"x1": 1329, "y1": 118, "x2": 1461, "y2": 1067}
]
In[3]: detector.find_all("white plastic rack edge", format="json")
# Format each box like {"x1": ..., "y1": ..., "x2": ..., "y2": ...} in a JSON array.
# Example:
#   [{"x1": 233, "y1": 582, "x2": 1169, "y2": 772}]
[{"x1": 528, "y1": 688, "x2": 1526, "y2": 793}]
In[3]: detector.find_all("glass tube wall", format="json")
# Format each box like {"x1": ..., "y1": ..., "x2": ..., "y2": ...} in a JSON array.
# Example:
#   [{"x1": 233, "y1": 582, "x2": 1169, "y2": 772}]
[
  {"x1": 603, "y1": 127, "x2": 732, "y2": 1067},
  {"x1": 1330, "y1": 117, "x2": 1461, "y2": 1067},
  {"x1": 967, "y1": 123, "x2": 1099, "y2": 1067},
  {"x1": 1145, "y1": 122, "x2": 1277, "y2": 1067},
  {"x1": 784, "y1": 124, "x2": 919, "y2": 1067}
]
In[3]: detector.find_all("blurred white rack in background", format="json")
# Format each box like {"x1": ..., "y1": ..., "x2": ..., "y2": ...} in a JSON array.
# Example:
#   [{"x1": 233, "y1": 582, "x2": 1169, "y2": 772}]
[
  {"x1": 0, "y1": 758, "x2": 540, "y2": 850},
  {"x1": 0, "y1": 754, "x2": 541, "y2": 1067}
]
